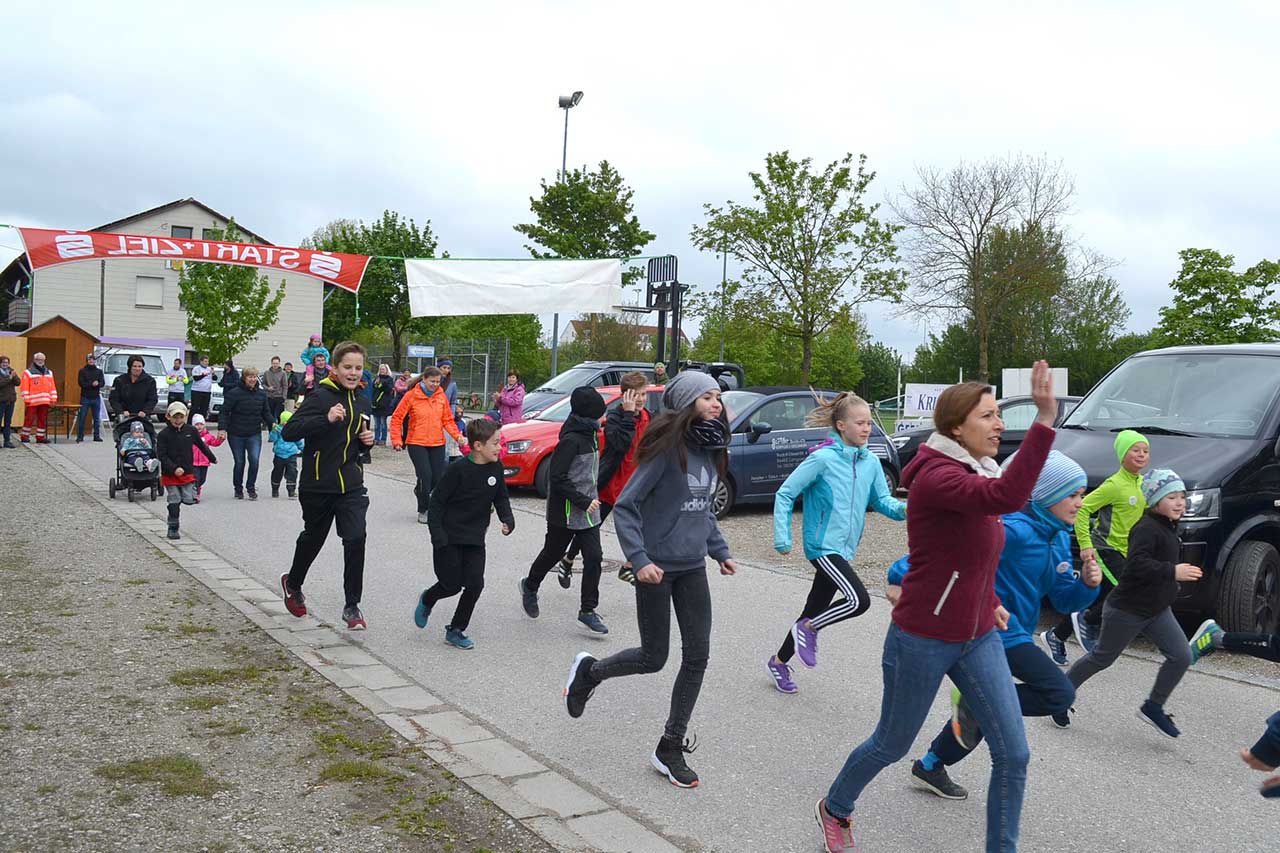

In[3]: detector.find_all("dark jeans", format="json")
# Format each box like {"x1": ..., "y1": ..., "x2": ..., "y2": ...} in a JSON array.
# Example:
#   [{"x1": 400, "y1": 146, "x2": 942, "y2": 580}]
[
  {"x1": 589, "y1": 568, "x2": 712, "y2": 741},
  {"x1": 287, "y1": 488, "x2": 369, "y2": 607},
  {"x1": 227, "y1": 433, "x2": 263, "y2": 493},
  {"x1": 0, "y1": 400, "x2": 12, "y2": 443},
  {"x1": 1224, "y1": 632, "x2": 1280, "y2": 663},
  {"x1": 190, "y1": 390, "x2": 211, "y2": 419},
  {"x1": 195, "y1": 466, "x2": 209, "y2": 489},
  {"x1": 76, "y1": 398, "x2": 102, "y2": 440},
  {"x1": 267, "y1": 396, "x2": 285, "y2": 423},
  {"x1": 271, "y1": 456, "x2": 298, "y2": 489},
  {"x1": 563, "y1": 503, "x2": 613, "y2": 562},
  {"x1": 423, "y1": 544, "x2": 486, "y2": 631},
  {"x1": 526, "y1": 525, "x2": 603, "y2": 612},
  {"x1": 407, "y1": 444, "x2": 447, "y2": 512},
  {"x1": 777, "y1": 554, "x2": 871, "y2": 663},
  {"x1": 929, "y1": 641, "x2": 1075, "y2": 767},
  {"x1": 373, "y1": 413, "x2": 389, "y2": 444},
  {"x1": 1053, "y1": 547, "x2": 1121, "y2": 639},
  {"x1": 1066, "y1": 601, "x2": 1191, "y2": 706},
  {"x1": 167, "y1": 391, "x2": 185, "y2": 406},
  {"x1": 826, "y1": 624, "x2": 1028, "y2": 852}
]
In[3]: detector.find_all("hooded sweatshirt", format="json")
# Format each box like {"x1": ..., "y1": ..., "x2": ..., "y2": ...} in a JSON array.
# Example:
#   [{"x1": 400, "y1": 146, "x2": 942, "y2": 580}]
[
  {"x1": 546, "y1": 413, "x2": 603, "y2": 529},
  {"x1": 892, "y1": 421, "x2": 1054, "y2": 642}
]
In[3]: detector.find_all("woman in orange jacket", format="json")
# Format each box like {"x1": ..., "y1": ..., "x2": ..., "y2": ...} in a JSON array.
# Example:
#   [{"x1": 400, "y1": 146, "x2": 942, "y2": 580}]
[{"x1": 390, "y1": 366, "x2": 467, "y2": 523}]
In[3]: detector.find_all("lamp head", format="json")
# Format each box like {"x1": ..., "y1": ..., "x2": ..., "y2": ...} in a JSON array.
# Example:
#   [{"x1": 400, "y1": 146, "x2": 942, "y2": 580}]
[{"x1": 558, "y1": 91, "x2": 584, "y2": 109}]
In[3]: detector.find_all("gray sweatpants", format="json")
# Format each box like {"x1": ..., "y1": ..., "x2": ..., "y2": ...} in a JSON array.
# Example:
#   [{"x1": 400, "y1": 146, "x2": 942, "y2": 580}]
[{"x1": 1066, "y1": 600, "x2": 1191, "y2": 706}]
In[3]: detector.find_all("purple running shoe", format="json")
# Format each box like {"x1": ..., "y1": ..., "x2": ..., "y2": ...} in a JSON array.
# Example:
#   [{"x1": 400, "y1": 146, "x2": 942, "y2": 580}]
[
  {"x1": 792, "y1": 618, "x2": 819, "y2": 669},
  {"x1": 767, "y1": 657, "x2": 798, "y2": 694}
]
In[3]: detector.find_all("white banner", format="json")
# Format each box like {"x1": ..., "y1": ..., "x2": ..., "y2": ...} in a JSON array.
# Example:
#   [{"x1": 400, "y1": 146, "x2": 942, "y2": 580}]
[
  {"x1": 404, "y1": 258, "x2": 623, "y2": 317},
  {"x1": 904, "y1": 383, "x2": 952, "y2": 417}
]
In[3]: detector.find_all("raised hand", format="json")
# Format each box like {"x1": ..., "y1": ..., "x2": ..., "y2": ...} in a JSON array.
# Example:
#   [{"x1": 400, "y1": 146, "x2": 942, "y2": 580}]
[{"x1": 1031, "y1": 360, "x2": 1057, "y2": 426}]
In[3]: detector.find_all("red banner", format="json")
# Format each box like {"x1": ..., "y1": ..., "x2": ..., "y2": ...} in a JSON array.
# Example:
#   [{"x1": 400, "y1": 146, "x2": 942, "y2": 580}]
[{"x1": 17, "y1": 227, "x2": 370, "y2": 293}]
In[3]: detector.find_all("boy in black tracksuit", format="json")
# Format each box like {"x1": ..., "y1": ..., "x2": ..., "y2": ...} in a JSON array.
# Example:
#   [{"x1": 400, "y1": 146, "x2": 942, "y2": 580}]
[
  {"x1": 413, "y1": 418, "x2": 515, "y2": 649},
  {"x1": 520, "y1": 386, "x2": 609, "y2": 634},
  {"x1": 279, "y1": 344, "x2": 375, "y2": 631}
]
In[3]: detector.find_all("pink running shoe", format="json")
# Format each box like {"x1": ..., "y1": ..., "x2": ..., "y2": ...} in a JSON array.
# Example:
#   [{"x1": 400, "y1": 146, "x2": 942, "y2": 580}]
[{"x1": 815, "y1": 799, "x2": 857, "y2": 852}]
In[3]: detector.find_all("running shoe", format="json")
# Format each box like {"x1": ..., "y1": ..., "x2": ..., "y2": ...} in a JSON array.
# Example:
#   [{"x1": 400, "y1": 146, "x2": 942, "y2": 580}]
[
  {"x1": 280, "y1": 573, "x2": 307, "y2": 618},
  {"x1": 651, "y1": 735, "x2": 699, "y2": 788},
  {"x1": 792, "y1": 618, "x2": 819, "y2": 669},
  {"x1": 766, "y1": 657, "x2": 798, "y2": 694},
  {"x1": 1137, "y1": 700, "x2": 1180, "y2": 738},
  {"x1": 1040, "y1": 629, "x2": 1069, "y2": 666},
  {"x1": 1071, "y1": 611, "x2": 1098, "y2": 654},
  {"x1": 557, "y1": 556, "x2": 574, "y2": 589},
  {"x1": 1050, "y1": 707, "x2": 1073, "y2": 729},
  {"x1": 519, "y1": 578, "x2": 539, "y2": 618},
  {"x1": 910, "y1": 759, "x2": 968, "y2": 800},
  {"x1": 444, "y1": 627, "x2": 474, "y2": 649},
  {"x1": 815, "y1": 798, "x2": 857, "y2": 852},
  {"x1": 1189, "y1": 619, "x2": 1222, "y2": 665},
  {"x1": 343, "y1": 605, "x2": 367, "y2": 631},
  {"x1": 577, "y1": 610, "x2": 608, "y2": 634},
  {"x1": 413, "y1": 591, "x2": 431, "y2": 629},
  {"x1": 564, "y1": 651, "x2": 598, "y2": 718},
  {"x1": 1262, "y1": 775, "x2": 1280, "y2": 799},
  {"x1": 950, "y1": 687, "x2": 982, "y2": 750},
  {"x1": 246, "y1": 489, "x2": 258, "y2": 501}
]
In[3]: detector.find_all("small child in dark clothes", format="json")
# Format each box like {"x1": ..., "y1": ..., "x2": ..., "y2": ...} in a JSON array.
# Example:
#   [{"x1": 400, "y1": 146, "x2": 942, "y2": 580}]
[
  {"x1": 413, "y1": 418, "x2": 515, "y2": 649},
  {"x1": 156, "y1": 401, "x2": 215, "y2": 540}
]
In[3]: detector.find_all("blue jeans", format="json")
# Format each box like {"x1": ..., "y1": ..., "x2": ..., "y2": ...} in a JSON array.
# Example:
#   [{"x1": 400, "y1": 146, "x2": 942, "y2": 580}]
[
  {"x1": 228, "y1": 433, "x2": 262, "y2": 492},
  {"x1": 373, "y1": 413, "x2": 389, "y2": 443},
  {"x1": 827, "y1": 624, "x2": 1029, "y2": 853},
  {"x1": 76, "y1": 399, "x2": 102, "y2": 440}
]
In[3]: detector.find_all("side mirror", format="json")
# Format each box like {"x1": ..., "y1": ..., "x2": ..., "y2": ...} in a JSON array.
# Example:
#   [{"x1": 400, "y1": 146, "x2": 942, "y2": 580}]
[{"x1": 748, "y1": 421, "x2": 773, "y2": 444}]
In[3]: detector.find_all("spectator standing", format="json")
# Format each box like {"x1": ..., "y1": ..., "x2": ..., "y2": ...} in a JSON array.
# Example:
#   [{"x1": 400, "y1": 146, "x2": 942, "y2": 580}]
[
  {"x1": 164, "y1": 358, "x2": 189, "y2": 407},
  {"x1": 370, "y1": 364, "x2": 397, "y2": 446},
  {"x1": 218, "y1": 366, "x2": 274, "y2": 500},
  {"x1": 494, "y1": 371, "x2": 526, "y2": 424},
  {"x1": 19, "y1": 352, "x2": 57, "y2": 444},
  {"x1": 438, "y1": 358, "x2": 465, "y2": 434},
  {"x1": 0, "y1": 355, "x2": 20, "y2": 448},
  {"x1": 262, "y1": 355, "x2": 290, "y2": 422},
  {"x1": 76, "y1": 353, "x2": 106, "y2": 443},
  {"x1": 190, "y1": 356, "x2": 214, "y2": 419}
]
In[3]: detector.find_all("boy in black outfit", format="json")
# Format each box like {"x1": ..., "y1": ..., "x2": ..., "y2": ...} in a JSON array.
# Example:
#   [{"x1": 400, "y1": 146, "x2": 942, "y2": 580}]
[
  {"x1": 279, "y1": 341, "x2": 375, "y2": 631},
  {"x1": 413, "y1": 418, "x2": 515, "y2": 649},
  {"x1": 156, "y1": 401, "x2": 215, "y2": 540},
  {"x1": 520, "y1": 386, "x2": 609, "y2": 634}
]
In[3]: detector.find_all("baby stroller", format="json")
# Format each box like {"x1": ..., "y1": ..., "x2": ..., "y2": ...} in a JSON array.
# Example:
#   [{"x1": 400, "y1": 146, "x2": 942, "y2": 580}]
[{"x1": 109, "y1": 415, "x2": 160, "y2": 502}]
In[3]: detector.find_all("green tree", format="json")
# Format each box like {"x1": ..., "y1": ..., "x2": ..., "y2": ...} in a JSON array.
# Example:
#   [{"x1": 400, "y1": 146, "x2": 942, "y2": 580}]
[
  {"x1": 856, "y1": 341, "x2": 904, "y2": 403},
  {"x1": 906, "y1": 324, "x2": 979, "y2": 384},
  {"x1": 179, "y1": 220, "x2": 287, "y2": 363},
  {"x1": 437, "y1": 313, "x2": 546, "y2": 386},
  {"x1": 691, "y1": 151, "x2": 904, "y2": 384},
  {"x1": 1154, "y1": 249, "x2": 1280, "y2": 346},
  {"x1": 558, "y1": 313, "x2": 655, "y2": 363}
]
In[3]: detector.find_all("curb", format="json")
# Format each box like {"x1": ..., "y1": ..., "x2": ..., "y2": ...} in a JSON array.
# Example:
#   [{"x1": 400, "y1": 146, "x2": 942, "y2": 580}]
[{"x1": 29, "y1": 444, "x2": 691, "y2": 853}]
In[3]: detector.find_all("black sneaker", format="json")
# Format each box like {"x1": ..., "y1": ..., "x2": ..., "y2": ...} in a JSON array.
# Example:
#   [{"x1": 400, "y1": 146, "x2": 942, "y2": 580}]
[
  {"x1": 271, "y1": 485, "x2": 279, "y2": 498},
  {"x1": 577, "y1": 610, "x2": 608, "y2": 634},
  {"x1": 166, "y1": 521, "x2": 180, "y2": 540},
  {"x1": 652, "y1": 735, "x2": 699, "y2": 788},
  {"x1": 519, "y1": 578, "x2": 539, "y2": 618},
  {"x1": 1050, "y1": 707, "x2": 1073, "y2": 729},
  {"x1": 1137, "y1": 700, "x2": 1180, "y2": 738},
  {"x1": 343, "y1": 605, "x2": 367, "y2": 630},
  {"x1": 910, "y1": 759, "x2": 968, "y2": 800},
  {"x1": 234, "y1": 489, "x2": 244, "y2": 500},
  {"x1": 247, "y1": 490, "x2": 258, "y2": 501},
  {"x1": 557, "y1": 557, "x2": 573, "y2": 589},
  {"x1": 564, "y1": 652, "x2": 598, "y2": 718}
]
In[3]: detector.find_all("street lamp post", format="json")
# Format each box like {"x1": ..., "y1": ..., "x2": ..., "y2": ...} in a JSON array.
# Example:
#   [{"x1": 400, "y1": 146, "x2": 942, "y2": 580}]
[
  {"x1": 718, "y1": 246, "x2": 728, "y2": 362},
  {"x1": 550, "y1": 90, "x2": 583, "y2": 378}
]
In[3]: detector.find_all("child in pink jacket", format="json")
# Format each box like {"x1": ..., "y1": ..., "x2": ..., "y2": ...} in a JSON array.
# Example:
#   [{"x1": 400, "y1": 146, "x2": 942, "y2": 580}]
[{"x1": 191, "y1": 414, "x2": 223, "y2": 501}]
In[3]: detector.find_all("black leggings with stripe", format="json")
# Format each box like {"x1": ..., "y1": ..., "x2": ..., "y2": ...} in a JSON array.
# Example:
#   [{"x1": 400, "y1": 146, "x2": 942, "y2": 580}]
[{"x1": 776, "y1": 554, "x2": 871, "y2": 663}]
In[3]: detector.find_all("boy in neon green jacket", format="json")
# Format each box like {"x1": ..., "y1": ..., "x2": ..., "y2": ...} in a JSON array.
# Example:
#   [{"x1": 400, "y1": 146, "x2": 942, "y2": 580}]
[{"x1": 1041, "y1": 430, "x2": 1148, "y2": 662}]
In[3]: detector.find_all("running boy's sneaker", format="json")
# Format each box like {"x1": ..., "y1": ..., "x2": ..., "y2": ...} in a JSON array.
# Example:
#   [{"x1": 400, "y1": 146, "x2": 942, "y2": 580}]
[
  {"x1": 910, "y1": 759, "x2": 969, "y2": 800},
  {"x1": 444, "y1": 627, "x2": 474, "y2": 649},
  {"x1": 564, "y1": 651, "x2": 598, "y2": 718},
  {"x1": 792, "y1": 618, "x2": 819, "y2": 669},
  {"x1": 1050, "y1": 707, "x2": 1073, "y2": 729},
  {"x1": 1040, "y1": 629, "x2": 1069, "y2": 666},
  {"x1": 1189, "y1": 619, "x2": 1223, "y2": 665},
  {"x1": 815, "y1": 798, "x2": 858, "y2": 852},
  {"x1": 766, "y1": 657, "x2": 798, "y2": 694},
  {"x1": 1137, "y1": 700, "x2": 1180, "y2": 738},
  {"x1": 1071, "y1": 611, "x2": 1098, "y2": 654},
  {"x1": 519, "y1": 578, "x2": 539, "y2": 618},
  {"x1": 280, "y1": 573, "x2": 307, "y2": 617},
  {"x1": 413, "y1": 591, "x2": 432, "y2": 629},
  {"x1": 950, "y1": 687, "x2": 982, "y2": 749},
  {"x1": 557, "y1": 556, "x2": 574, "y2": 589},
  {"x1": 342, "y1": 605, "x2": 367, "y2": 631},
  {"x1": 1262, "y1": 775, "x2": 1280, "y2": 799},
  {"x1": 651, "y1": 735, "x2": 699, "y2": 788},
  {"x1": 577, "y1": 610, "x2": 608, "y2": 634}
]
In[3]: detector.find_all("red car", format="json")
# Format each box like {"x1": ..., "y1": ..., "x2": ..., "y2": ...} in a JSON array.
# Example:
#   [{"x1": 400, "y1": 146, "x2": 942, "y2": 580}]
[{"x1": 500, "y1": 385, "x2": 665, "y2": 497}]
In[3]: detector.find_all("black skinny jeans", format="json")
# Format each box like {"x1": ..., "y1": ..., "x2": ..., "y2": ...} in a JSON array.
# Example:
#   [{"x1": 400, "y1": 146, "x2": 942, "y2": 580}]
[
  {"x1": 423, "y1": 544, "x2": 486, "y2": 631},
  {"x1": 407, "y1": 444, "x2": 447, "y2": 513},
  {"x1": 287, "y1": 488, "x2": 368, "y2": 607},
  {"x1": 589, "y1": 568, "x2": 711, "y2": 741},
  {"x1": 777, "y1": 554, "x2": 871, "y2": 663},
  {"x1": 527, "y1": 526, "x2": 603, "y2": 612},
  {"x1": 564, "y1": 503, "x2": 613, "y2": 562}
]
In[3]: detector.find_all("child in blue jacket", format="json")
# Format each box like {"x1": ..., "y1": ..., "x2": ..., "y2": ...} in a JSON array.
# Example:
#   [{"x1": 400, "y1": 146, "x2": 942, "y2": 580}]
[
  {"x1": 888, "y1": 451, "x2": 1102, "y2": 800},
  {"x1": 767, "y1": 392, "x2": 905, "y2": 694},
  {"x1": 269, "y1": 410, "x2": 305, "y2": 498}
]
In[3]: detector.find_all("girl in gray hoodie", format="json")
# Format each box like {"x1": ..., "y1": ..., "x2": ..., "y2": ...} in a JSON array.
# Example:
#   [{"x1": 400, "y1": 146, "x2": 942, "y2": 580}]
[{"x1": 560, "y1": 371, "x2": 738, "y2": 789}]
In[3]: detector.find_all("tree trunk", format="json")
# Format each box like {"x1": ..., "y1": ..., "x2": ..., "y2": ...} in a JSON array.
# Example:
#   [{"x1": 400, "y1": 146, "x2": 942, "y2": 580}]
[
  {"x1": 390, "y1": 326, "x2": 404, "y2": 372},
  {"x1": 976, "y1": 308, "x2": 990, "y2": 384},
  {"x1": 801, "y1": 333, "x2": 813, "y2": 385}
]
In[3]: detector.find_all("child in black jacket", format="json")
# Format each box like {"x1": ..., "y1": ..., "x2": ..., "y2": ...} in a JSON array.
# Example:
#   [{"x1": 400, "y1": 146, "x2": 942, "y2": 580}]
[
  {"x1": 156, "y1": 402, "x2": 215, "y2": 540},
  {"x1": 1063, "y1": 468, "x2": 1203, "y2": 737},
  {"x1": 520, "y1": 386, "x2": 608, "y2": 634},
  {"x1": 413, "y1": 418, "x2": 514, "y2": 649}
]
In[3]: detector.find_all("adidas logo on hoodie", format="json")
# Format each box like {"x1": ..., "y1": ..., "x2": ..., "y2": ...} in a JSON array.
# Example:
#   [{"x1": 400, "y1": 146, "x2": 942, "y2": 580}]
[{"x1": 681, "y1": 466, "x2": 718, "y2": 513}]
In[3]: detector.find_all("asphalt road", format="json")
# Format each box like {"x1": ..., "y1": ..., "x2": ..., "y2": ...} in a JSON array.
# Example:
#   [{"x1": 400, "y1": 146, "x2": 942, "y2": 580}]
[{"x1": 53, "y1": 439, "x2": 1280, "y2": 852}]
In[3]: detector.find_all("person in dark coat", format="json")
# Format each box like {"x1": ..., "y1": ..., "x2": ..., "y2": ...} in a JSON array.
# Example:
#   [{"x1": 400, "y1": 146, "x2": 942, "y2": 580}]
[
  {"x1": 108, "y1": 355, "x2": 159, "y2": 421},
  {"x1": 370, "y1": 364, "x2": 397, "y2": 446},
  {"x1": 0, "y1": 355, "x2": 20, "y2": 448},
  {"x1": 217, "y1": 366, "x2": 274, "y2": 500},
  {"x1": 76, "y1": 353, "x2": 106, "y2": 442}
]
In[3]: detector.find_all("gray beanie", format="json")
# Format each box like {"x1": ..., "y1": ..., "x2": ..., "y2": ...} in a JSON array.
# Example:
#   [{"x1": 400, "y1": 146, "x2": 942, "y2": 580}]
[{"x1": 662, "y1": 370, "x2": 720, "y2": 412}]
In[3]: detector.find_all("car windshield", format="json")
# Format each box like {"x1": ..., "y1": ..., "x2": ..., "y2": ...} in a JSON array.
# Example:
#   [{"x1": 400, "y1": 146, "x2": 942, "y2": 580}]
[
  {"x1": 1062, "y1": 352, "x2": 1280, "y2": 438},
  {"x1": 533, "y1": 367, "x2": 599, "y2": 393},
  {"x1": 720, "y1": 391, "x2": 763, "y2": 426},
  {"x1": 102, "y1": 354, "x2": 165, "y2": 375}
]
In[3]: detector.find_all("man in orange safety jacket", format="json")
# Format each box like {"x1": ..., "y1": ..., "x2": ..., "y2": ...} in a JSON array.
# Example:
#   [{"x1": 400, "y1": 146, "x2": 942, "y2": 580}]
[{"x1": 20, "y1": 351, "x2": 58, "y2": 443}]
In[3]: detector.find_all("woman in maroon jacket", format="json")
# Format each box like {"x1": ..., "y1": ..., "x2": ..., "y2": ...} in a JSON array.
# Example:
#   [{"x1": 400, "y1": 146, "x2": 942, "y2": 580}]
[{"x1": 815, "y1": 361, "x2": 1058, "y2": 853}]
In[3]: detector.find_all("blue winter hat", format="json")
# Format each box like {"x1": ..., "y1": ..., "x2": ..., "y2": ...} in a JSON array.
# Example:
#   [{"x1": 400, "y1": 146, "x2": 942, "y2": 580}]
[
  {"x1": 1142, "y1": 468, "x2": 1185, "y2": 507},
  {"x1": 1029, "y1": 450, "x2": 1087, "y2": 508}
]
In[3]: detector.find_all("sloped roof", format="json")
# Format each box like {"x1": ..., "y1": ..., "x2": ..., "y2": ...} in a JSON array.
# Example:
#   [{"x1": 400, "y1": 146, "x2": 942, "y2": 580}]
[{"x1": 94, "y1": 197, "x2": 271, "y2": 244}]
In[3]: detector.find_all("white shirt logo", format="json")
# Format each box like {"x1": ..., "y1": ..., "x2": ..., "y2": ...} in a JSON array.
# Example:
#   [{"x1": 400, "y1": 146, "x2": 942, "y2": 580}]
[
  {"x1": 1056, "y1": 561, "x2": 1071, "y2": 574},
  {"x1": 487, "y1": 476, "x2": 497, "y2": 486},
  {"x1": 1129, "y1": 496, "x2": 1138, "y2": 506}
]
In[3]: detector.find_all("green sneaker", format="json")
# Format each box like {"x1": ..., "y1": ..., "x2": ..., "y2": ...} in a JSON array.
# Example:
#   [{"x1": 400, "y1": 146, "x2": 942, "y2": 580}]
[{"x1": 1189, "y1": 619, "x2": 1223, "y2": 665}]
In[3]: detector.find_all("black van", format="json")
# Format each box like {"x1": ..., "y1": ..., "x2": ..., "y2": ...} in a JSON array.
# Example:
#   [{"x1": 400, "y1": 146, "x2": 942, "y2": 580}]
[{"x1": 1053, "y1": 344, "x2": 1280, "y2": 633}]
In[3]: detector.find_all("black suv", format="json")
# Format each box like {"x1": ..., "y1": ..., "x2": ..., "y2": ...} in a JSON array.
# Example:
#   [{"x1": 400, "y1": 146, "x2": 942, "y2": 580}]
[
  {"x1": 521, "y1": 361, "x2": 657, "y2": 419},
  {"x1": 1053, "y1": 344, "x2": 1280, "y2": 633}
]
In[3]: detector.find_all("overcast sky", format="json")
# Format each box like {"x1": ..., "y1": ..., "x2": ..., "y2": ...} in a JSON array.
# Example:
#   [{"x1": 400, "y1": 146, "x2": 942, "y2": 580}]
[{"x1": 3, "y1": 0, "x2": 1277, "y2": 361}]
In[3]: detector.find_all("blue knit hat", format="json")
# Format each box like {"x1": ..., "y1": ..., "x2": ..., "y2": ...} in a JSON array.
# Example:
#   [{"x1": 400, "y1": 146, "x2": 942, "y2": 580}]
[
  {"x1": 1142, "y1": 468, "x2": 1185, "y2": 507},
  {"x1": 1030, "y1": 450, "x2": 1087, "y2": 508}
]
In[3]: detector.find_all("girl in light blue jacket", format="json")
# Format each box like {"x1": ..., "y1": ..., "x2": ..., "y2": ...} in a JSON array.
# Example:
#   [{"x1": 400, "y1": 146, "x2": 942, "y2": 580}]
[{"x1": 767, "y1": 392, "x2": 905, "y2": 694}]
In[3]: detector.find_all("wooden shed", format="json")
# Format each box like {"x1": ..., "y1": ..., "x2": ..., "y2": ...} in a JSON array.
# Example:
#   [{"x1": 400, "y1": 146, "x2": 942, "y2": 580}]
[{"x1": 21, "y1": 315, "x2": 101, "y2": 412}]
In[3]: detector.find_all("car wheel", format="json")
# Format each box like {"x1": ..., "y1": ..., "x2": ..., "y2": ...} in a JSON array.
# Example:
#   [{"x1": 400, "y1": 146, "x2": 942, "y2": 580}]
[
  {"x1": 1216, "y1": 540, "x2": 1280, "y2": 633},
  {"x1": 534, "y1": 457, "x2": 551, "y2": 499},
  {"x1": 108, "y1": 478, "x2": 116, "y2": 499},
  {"x1": 712, "y1": 476, "x2": 735, "y2": 520},
  {"x1": 881, "y1": 463, "x2": 900, "y2": 493}
]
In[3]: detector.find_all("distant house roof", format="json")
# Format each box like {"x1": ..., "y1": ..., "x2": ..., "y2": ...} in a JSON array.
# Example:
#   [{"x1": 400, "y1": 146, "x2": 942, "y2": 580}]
[
  {"x1": 94, "y1": 197, "x2": 271, "y2": 244},
  {"x1": 568, "y1": 319, "x2": 689, "y2": 342}
]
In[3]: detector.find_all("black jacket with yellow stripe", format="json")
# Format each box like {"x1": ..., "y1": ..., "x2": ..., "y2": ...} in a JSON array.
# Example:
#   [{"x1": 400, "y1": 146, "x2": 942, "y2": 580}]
[{"x1": 281, "y1": 377, "x2": 372, "y2": 494}]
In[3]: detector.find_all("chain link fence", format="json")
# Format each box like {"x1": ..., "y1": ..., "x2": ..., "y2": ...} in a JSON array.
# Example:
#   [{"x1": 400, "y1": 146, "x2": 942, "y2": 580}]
[{"x1": 366, "y1": 338, "x2": 510, "y2": 410}]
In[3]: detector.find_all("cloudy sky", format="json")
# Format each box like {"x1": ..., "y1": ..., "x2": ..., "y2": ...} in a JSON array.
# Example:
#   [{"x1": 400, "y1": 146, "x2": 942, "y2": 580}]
[{"x1": 3, "y1": 0, "x2": 1277, "y2": 360}]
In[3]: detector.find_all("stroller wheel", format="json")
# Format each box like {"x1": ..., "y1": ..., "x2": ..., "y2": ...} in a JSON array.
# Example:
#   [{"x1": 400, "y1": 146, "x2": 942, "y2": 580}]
[
  {"x1": 108, "y1": 478, "x2": 116, "y2": 499},
  {"x1": 127, "y1": 487, "x2": 134, "y2": 502}
]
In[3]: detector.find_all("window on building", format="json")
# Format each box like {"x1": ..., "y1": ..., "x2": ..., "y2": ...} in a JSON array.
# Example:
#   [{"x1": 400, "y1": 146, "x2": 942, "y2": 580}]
[
  {"x1": 202, "y1": 227, "x2": 222, "y2": 241},
  {"x1": 135, "y1": 275, "x2": 164, "y2": 308},
  {"x1": 170, "y1": 226, "x2": 193, "y2": 239}
]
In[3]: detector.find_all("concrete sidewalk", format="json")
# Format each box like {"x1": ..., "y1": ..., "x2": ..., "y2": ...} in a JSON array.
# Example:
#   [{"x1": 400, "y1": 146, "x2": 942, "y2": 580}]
[{"x1": 38, "y1": 439, "x2": 1280, "y2": 852}]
